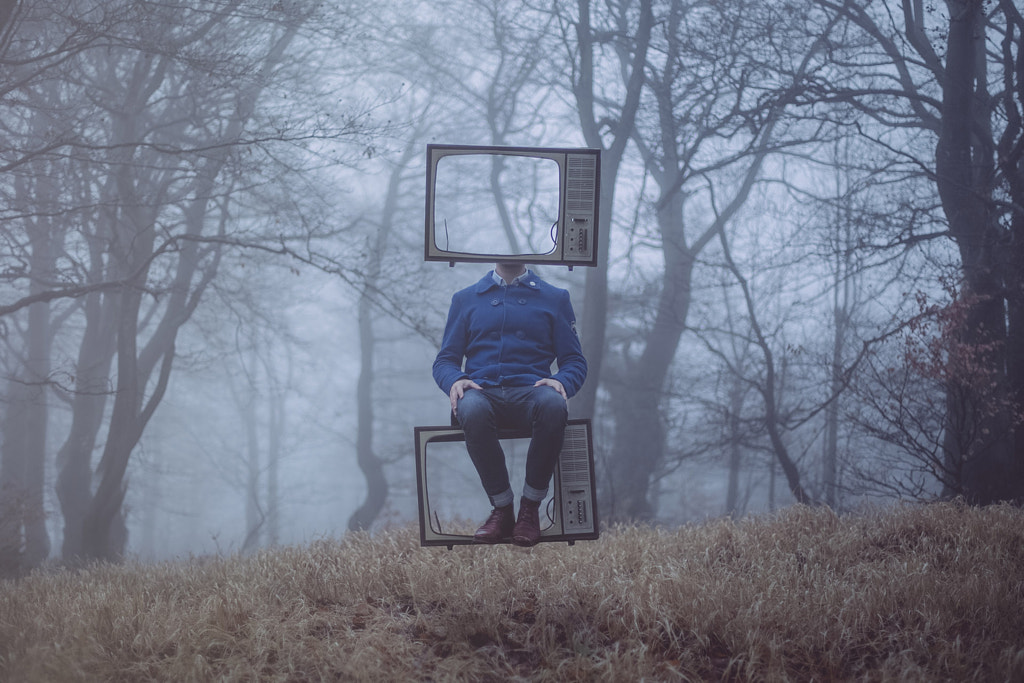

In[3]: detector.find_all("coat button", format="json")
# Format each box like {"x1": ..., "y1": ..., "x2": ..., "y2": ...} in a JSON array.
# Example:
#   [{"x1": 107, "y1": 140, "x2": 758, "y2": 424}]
[
  {"x1": 518, "y1": 298, "x2": 526, "y2": 305},
  {"x1": 491, "y1": 298, "x2": 499, "y2": 306}
]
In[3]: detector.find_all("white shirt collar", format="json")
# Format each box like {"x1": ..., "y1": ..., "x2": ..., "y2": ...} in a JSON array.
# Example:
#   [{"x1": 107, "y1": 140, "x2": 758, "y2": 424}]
[{"x1": 492, "y1": 268, "x2": 531, "y2": 287}]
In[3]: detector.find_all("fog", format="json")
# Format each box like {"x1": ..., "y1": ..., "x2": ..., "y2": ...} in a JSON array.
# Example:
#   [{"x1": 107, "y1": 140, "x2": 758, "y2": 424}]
[{"x1": 2, "y1": 0, "x2": 1022, "y2": 571}]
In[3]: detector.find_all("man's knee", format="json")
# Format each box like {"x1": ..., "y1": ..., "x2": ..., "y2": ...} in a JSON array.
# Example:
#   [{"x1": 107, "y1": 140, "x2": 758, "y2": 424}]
[
  {"x1": 456, "y1": 390, "x2": 493, "y2": 429},
  {"x1": 531, "y1": 386, "x2": 568, "y2": 425}
]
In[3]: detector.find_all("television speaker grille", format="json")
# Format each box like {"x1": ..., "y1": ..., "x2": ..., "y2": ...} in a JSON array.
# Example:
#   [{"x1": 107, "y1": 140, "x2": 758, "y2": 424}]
[
  {"x1": 566, "y1": 154, "x2": 597, "y2": 213},
  {"x1": 559, "y1": 422, "x2": 592, "y2": 486}
]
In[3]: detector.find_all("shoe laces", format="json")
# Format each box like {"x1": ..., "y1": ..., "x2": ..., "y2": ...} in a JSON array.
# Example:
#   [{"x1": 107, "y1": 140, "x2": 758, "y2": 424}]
[
  {"x1": 519, "y1": 501, "x2": 540, "y2": 525},
  {"x1": 487, "y1": 505, "x2": 513, "y2": 526}
]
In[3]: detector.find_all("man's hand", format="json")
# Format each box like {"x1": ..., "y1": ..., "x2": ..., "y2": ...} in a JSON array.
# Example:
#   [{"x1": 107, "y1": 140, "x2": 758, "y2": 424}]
[
  {"x1": 534, "y1": 377, "x2": 567, "y2": 401},
  {"x1": 449, "y1": 378, "x2": 483, "y2": 415}
]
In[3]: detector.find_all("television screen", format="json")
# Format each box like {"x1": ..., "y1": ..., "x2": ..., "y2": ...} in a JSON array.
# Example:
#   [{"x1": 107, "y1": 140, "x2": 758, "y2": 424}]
[{"x1": 424, "y1": 144, "x2": 600, "y2": 267}]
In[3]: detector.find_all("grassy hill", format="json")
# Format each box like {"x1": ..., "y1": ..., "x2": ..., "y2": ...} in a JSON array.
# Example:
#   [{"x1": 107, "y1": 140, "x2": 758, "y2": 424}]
[{"x1": 2, "y1": 502, "x2": 1022, "y2": 681}]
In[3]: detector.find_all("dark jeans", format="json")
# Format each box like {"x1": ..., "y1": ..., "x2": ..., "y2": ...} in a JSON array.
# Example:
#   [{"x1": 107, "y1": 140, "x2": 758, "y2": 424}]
[{"x1": 455, "y1": 385, "x2": 568, "y2": 507}]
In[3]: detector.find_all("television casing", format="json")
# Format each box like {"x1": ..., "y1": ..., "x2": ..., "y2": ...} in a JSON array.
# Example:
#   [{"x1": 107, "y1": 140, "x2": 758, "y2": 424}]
[
  {"x1": 413, "y1": 418, "x2": 599, "y2": 547},
  {"x1": 424, "y1": 144, "x2": 600, "y2": 268}
]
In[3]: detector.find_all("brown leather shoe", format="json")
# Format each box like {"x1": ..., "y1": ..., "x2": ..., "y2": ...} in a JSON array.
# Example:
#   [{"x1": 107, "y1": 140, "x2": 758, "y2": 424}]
[
  {"x1": 473, "y1": 504, "x2": 514, "y2": 543},
  {"x1": 512, "y1": 498, "x2": 542, "y2": 547}
]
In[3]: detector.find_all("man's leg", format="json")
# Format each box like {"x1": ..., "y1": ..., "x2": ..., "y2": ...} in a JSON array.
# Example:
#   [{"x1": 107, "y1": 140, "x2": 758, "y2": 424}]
[
  {"x1": 521, "y1": 385, "x2": 569, "y2": 499},
  {"x1": 456, "y1": 388, "x2": 514, "y2": 541},
  {"x1": 508, "y1": 385, "x2": 568, "y2": 546}
]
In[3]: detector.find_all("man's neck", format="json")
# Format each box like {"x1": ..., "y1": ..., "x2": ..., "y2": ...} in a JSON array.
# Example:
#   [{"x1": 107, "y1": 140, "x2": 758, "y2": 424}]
[{"x1": 495, "y1": 263, "x2": 527, "y2": 284}]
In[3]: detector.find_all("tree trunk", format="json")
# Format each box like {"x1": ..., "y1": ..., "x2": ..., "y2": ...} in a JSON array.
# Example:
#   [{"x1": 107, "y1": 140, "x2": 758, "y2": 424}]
[
  {"x1": 719, "y1": 230, "x2": 812, "y2": 506},
  {"x1": 266, "y1": 383, "x2": 284, "y2": 546},
  {"x1": 348, "y1": 291, "x2": 388, "y2": 532},
  {"x1": 823, "y1": 332, "x2": 842, "y2": 508},
  {"x1": 1, "y1": 111, "x2": 74, "y2": 573},
  {"x1": 346, "y1": 142, "x2": 419, "y2": 531},
  {"x1": 607, "y1": 192, "x2": 695, "y2": 520},
  {"x1": 569, "y1": 0, "x2": 653, "y2": 420},
  {"x1": 0, "y1": 215, "x2": 55, "y2": 573},
  {"x1": 725, "y1": 376, "x2": 748, "y2": 517},
  {"x1": 0, "y1": 353, "x2": 51, "y2": 575},
  {"x1": 995, "y1": 0, "x2": 1024, "y2": 500},
  {"x1": 55, "y1": 288, "x2": 118, "y2": 560},
  {"x1": 825, "y1": 216, "x2": 854, "y2": 509},
  {"x1": 242, "y1": 389, "x2": 263, "y2": 553},
  {"x1": 81, "y1": 284, "x2": 147, "y2": 561},
  {"x1": 934, "y1": 0, "x2": 1018, "y2": 503}
]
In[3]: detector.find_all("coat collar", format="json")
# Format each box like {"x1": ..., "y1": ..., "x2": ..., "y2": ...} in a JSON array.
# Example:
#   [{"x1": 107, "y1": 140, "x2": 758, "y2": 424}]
[{"x1": 475, "y1": 269, "x2": 541, "y2": 294}]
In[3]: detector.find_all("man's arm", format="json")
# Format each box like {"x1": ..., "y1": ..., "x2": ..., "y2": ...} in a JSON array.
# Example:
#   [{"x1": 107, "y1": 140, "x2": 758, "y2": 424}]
[
  {"x1": 548, "y1": 290, "x2": 587, "y2": 398},
  {"x1": 432, "y1": 293, "x2": 470, "y2": 395}
]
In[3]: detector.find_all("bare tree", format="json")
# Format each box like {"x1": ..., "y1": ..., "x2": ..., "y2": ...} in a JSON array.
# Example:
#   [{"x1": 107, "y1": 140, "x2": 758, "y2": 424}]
[
  {"x1": 69, "y1": 4, "x2": 307, "y2": 562},
  {"x1": 552, "y1": 0, "x2": 654, "y2": 420},
  {"x1": 1, "y1": 0, "x2": 379, "y2": 563},
  {"x1": 597, "y1": 0, "x2": 844, "y2": 519},
  {"x1": 809, "y1": 0, "x2": 1024, "y2": 502},
  {"x1": 0, "y1": 127, "x2": 62, "y2": 574},
  {"x1": 346, "y1": 141, "x2": 422, "y2": 532}
]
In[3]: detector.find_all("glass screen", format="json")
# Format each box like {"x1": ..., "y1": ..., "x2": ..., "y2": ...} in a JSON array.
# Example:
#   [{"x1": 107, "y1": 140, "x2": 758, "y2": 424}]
[
  {"x1": 432, "y1": 153, "x2": 561, "y2": 257},
  {"x1": 424, "y1": 436, "x2": 553, "y2": 537}
]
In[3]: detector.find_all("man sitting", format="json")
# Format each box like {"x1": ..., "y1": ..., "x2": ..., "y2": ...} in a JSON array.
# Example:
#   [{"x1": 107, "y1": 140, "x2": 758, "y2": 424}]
[{"x1": 432, "y1": 263, "x2": 587, "y2": 546}]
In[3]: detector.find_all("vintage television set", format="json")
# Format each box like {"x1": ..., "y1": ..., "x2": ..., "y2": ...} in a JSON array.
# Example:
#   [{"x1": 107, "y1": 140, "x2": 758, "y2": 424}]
[
  {"x1": 415, "y1": 143, "x2": 601, "y2": 548},
  {"x1": 414, "y1": 419, "x2": 599, "y2": 547},
  {"x1": 424, "y1": 144, "x2": 601, "y2": 268}
]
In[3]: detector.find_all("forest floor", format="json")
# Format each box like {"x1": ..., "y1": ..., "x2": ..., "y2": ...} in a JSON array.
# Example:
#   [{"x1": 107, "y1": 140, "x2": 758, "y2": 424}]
[{"x1": 1, "y1": 502, "x2": 1022, "y2": 681}]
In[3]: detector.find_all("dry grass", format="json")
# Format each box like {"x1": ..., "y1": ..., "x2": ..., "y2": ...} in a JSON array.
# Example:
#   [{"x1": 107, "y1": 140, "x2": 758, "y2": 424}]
[{"x1": 2, "y1": 502, "x2": 1022, "y2": 682}]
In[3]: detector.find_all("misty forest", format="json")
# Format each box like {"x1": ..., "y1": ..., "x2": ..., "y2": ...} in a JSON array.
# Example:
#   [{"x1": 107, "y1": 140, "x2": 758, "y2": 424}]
[{"x1": 2, "y1": 0, "x2": 1023, "y2": 575}]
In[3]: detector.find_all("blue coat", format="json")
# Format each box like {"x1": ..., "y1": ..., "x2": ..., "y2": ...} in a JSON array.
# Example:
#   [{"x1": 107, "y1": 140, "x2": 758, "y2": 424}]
[{"x1": 432, "y1": 271, "x2": 587, "y2": 398}]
